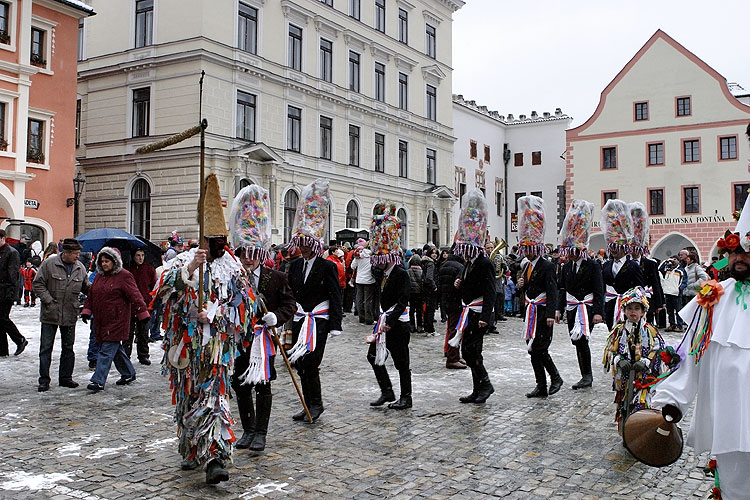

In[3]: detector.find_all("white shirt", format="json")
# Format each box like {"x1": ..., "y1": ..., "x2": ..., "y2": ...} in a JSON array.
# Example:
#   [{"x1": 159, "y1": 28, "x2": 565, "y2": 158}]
[
  {"x1": 303, "y1": 256, "x2": 316, "y2": 283},
  {"x1": 612, "y1": 256, "x2": 626, "y2": 275}
]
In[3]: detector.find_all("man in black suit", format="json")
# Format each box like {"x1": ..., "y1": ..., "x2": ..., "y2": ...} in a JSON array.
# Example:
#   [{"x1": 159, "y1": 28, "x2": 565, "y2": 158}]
[
  {"x1": 628, "y1": 202, "x2": 664, "y2": 325},
  {"x1": 602, "y1": 248, "x2": 644, "y2": 329}
]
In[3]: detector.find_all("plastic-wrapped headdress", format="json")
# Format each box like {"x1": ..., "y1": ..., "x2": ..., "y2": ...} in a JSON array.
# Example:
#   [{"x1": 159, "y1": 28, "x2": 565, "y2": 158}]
[
  {"x1": 600, "y1": 199, "x2": 633, "y2": 255},
  {"x1": 558, "y1": 199, "x2": 594, "y2": 257},
  {"x1": 369, "y1": 202, "x2": 402, "y2": 266},
  {"x1": 230, "y1": 184, "x2": 272, "y2": 261},
  {"x1": 620, "y1": 286, "x2": 650, "y2": 312},
  {"x1": 629, "y1": 201, "x2": 650, "y2": 254},
  {"x1": 454, "y1": 188, "x2": 489, "y2": 259},
  {"x1": 289, "y1": 179, "x2": 331, "y2": 256},
  {"x1": 517, "y1": 195, "x2": 547, "y2": 257}
]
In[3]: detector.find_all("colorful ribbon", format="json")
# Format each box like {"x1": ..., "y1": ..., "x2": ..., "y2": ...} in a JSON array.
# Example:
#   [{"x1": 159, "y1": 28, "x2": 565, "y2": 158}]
[
  {"x1": 372, "y1": 305, "x2": 410, "y2": 366},
  {"x1": 239, "y1": 324, "x2": 277, "y2": 385},
  {"x1": 605, "y1": 285, "x2": 624, "y2": 323},
  {"x1": 448, "y1": 298, "x2": 483, "y2": 348},
  {"x1": 566, "y1": 292, "x2": 593, "y2": 341},
  {"x1": 288, "y1": 301, "x2": 330, "y2": 363},
  {"x1": 524, "y1": 293, "x2": 547, "y2": 351}
]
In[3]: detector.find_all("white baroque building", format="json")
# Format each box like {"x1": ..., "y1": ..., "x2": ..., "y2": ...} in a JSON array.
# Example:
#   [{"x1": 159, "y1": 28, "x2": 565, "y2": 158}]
[{"x1": 76, "y1": 0, "x2": 464, "y2": 248}]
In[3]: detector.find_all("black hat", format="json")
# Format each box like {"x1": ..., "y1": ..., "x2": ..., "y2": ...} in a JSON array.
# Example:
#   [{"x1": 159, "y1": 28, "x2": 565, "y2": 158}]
[{"x1": 62, "y1": 238, "x2": 82, "y2": 251}]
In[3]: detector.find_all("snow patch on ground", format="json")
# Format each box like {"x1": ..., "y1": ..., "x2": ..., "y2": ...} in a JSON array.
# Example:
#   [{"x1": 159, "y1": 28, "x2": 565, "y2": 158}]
[
  {"x1": 85, "y1": 445, "x2": 128, "y2": 459},
  {"x1": 145, "y1": 436, "x2": 177, "y2": 451},
  {"x1": 58, "y1": 434, "x2": 101, "y2": 457},
  {"x1": 239, "y1": 481, "x2": 290, "y2": 498},
  {"x1": 0, "y1": 470, "x2": 74, "y2": 491}
]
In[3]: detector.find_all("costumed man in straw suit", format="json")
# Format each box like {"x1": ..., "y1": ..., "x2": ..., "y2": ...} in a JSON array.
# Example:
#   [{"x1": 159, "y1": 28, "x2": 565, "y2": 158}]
[
  {"x1": 230, "y1": 185, "x2": 296, "y2": 452},
  {"x1": 650, "y1": 193, "x2": 750, "y2": 500},
  {"x1": 516, "y1": 195, "x2": 561, "y2": 398},
  {"x1": 286, "y1": 179, "x2": 343, "y2": 422},
  {"x1": 628, "y1": 202, "x2": 665, "y2": 326},
  {"x1": 157, "y1": 174, "x2": 255, "y2": 484},
  {"x1": 556, "y1": 199, "x2": 604, "y2": 390},
  {"x1": 601, "y1": 199, "x2": 644, "y2": 329},
  {"x1": 366, "y1": 203, "x2": 413, "y2": 409},
  {"x1": 450, "y1": 189, "x2": 496, "y2": 404}
]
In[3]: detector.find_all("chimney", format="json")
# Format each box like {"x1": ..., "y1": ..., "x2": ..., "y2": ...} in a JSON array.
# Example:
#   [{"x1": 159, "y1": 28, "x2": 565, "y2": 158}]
[
  {"x1": 555, "y1": 108, "x2": 562, "y2": 116},
  {"x1": 531, "y1": 111, "x2": 538, "y2": 119},
  {"x1": 519, "y1": 114, "x2": 526, "y2": 120},
  {"x1": 498, "y1": 114, "x2": 505, "y2": 121},
  {"x1": 543, "y1": 112, "x2": 550, "y2": 118},
  {"x1": 507, "y1": 113, "x2": 514, "y2": 121}
]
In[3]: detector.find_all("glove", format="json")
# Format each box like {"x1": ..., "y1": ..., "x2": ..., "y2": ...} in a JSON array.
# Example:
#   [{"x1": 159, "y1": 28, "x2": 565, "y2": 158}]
[
  {"x1": 616, "y1": 357, "x2": 631, "y2": 372},
  {"x1": 662, "y1": 404, "x2": 683, "y2": 423},
  {"x1": 262, "y1": 312, "x2": 277, "y2": 327},
  {"x1": 632, "y1": 359, "x2": 648, "y2": 373},
  {"x1": 328, "y1": 330, "x2": 342, "y2": 339},
  {"x1": 138, "y1": 317, "x2": 151, "y2": 328},
  {"x1": 81, "y1": 314, "x2": 90, "y2": 324}
]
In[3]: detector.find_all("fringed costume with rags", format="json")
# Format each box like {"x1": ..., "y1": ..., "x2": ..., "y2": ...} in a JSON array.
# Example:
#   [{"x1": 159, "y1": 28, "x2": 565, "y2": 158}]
[{"x1": 159, "y1": 248, "x2": 255, "y2": 468}]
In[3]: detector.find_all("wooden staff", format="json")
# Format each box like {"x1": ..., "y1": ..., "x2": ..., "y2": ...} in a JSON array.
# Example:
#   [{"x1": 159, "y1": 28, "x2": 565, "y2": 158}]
[{"x1": 257, "y1": 295, "x2": 312, "y2": 423}]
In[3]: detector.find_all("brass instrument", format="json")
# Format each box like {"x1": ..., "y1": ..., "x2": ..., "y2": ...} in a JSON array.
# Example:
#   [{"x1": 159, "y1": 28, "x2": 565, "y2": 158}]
[{"x1": 488, "y1": 237, "x2": 508, "y2": 279}]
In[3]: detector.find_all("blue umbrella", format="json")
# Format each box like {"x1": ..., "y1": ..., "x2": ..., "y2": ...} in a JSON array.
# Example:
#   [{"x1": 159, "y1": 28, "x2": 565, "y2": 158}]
[{"x1": 76, "y1": 228, "x2": 146, "y2": 254}]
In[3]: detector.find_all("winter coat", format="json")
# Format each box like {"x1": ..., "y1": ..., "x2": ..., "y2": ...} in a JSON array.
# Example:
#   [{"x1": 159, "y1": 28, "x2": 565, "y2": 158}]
[
  {"x1": 33, "y1": 253, "x2": 89, "y2": 326},
  {"x1": 407, "y1": 255, "x2": 423, "y2": 295},
  {"x1": 658, "y1": 260, "x2": 686, "y2": 297},
  {"x1": 438, "y1": 255, "x2": 464, "y2": 312},
  {"x1": 683, "y1": 262, "x2": 708, "y2": 297},
  {"x1": 505, "y1": 278, "x2": 516, "y2": 298},
  {"x1": 326, "y1": 255, "x2": 346, "y2": 289},
  {"x1": 82, "y1": 247, "x2": 150, "y2": 343},
  {"x1": 421, "y1": 255, "x2": 437, "y2": 294},
  {"x1": 20, "y1": 267, "x2": 36, "y2": 290},
  {"x1": 0, "y1": 243, "x2": 19, "y2": 301},
  {"x1": 351, "y1": 248, "x2": 375, "y2": 284},
  {"x1": 124, "y1": 260, "x2": 157, "y2": 306}
]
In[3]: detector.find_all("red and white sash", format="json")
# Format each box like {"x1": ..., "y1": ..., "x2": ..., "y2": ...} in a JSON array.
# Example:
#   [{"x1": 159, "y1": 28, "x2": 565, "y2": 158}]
[
  {"x1": 605, "y1": 285, "x2": 624, "y2": 323},
  {"x1": 239, "y1": 324, "x2": 277, "y2": 385},
  {"x1": 372, "y1": 305, "x2": 410, "y2": 366},
  {"x1": 448, "y1": 298, "x2": 483, "y2": 348},
  {"x1": 288, "y1": 301, "x2": 330, "y2": 363},
  {"x1": 566, "y1": 292, "x2": 594, "y2": 341},
  {"x1": 524, "y1": 293, "x2": 547, "y2": 351}
]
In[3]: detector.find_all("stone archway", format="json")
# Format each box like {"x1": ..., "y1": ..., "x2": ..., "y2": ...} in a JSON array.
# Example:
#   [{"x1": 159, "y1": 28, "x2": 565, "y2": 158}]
[{"x1": 651, "y1": 232, "x2": 700, "y2": 262}]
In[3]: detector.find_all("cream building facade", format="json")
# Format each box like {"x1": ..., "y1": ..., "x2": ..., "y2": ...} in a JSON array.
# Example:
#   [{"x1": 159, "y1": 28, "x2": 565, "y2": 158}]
[
  {"x1": 566, "y1": 30, "x2": 750, "y2": 261},
  {"x1": 77, "y1": 0, "x2": 464, "y2": 248}
]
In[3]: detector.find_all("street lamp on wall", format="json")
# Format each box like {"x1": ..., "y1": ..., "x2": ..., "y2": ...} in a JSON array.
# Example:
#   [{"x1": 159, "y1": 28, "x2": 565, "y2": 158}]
[{"x1": 66, "y1": 172, "x2": 85, "y2": 235}]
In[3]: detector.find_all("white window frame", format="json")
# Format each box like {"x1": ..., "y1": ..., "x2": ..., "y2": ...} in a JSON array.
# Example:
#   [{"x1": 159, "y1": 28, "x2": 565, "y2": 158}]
[
  {"x1": 125, "y1": 174, "x2": 154, "y2": 239},
  {"x1": 0, "y1": 88, "x2": 17, "y2": 158},
  {"x1": 234, "y1": 0, "x2": 263, "y2": 57},
  {"x1": 30, "y1": 14, "x2": 57, "y2": 75},
  {"x1": 287, "y1": 22, "x2": 304, "y2": 72},
  {"x1": 235, "y1": 88, "x2": 258, "y2": 142},
  {"x1": 0, "y1": 0, "x2": 17, "y2": 53},
  {"x1": 27, "y1": 108, "x2": 54, "y2": 170},
  {"x1": 132, "y1": 0, "x2": 156, "y2": 49},
  {"x1": 127, "y1": 83, "x2": 155, "y2": 140}
]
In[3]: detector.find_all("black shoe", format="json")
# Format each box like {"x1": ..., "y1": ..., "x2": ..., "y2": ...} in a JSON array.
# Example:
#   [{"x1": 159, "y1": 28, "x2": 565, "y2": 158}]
[
  {"x1": 23, "y1": 303, "x2": 29, "y2": 308},
  {"x1": 417, "y1": 327, "x2": 424, "y2": 333},
  {"x1": 572, "y1": 375, "x2": 593, "y2": 390},
  {"x1": 88, "y1": 360, "x2": 97, "y2": 370},
  {"x1": 38, "y1": 383, "x2": 50, "y2": 392},
  {"x1": 235, "y1": 430, "x2": 255, "y2": 449},
  {"x1": 526, "y1": 385, "x2": 548, "y2": 398},
  {"x1": 87, "y1": 382, "x2": 105, "y2": 392},
  {"x1": 459, "y1": 391, "x2": 477, "y2": 404},
  {"x1": 59, "y1": 380, "x2": 79, "y2": 389},
  {"x1": 370, "y1": 389, "x2": 395, "y2": 407},
  {"x1": 248, "y1": 433, "x2": 266, "y2": 451},
  {"x1": 474, "y1": 382, "x2": 495, "y2": 404},
  {"x1": 388, "y1": 396, "x2": 412, "y2": 409},
  {"x1": 292, "y1": 409, "x2": 307, "y2": 421},
  {"x1": 205, "y1": 459, "x2": 229, "y2": 485},
  {"x1": 115, "y1": 375, "x2": 136, "y2": 386},
  {"x1": 498, "y1": 317, "x2": 507, "y2": 321},
  {"x1": 14, "y1": 339, "x2": 28, "y2": 356},
  {"x1": 138, "y1": 358, "x2": 151, "y2": 366},
  {"x1": 308, "y1": 405, "x2": 324, "y2": 421},
  {"x1": 548, "y1": 377, "x2": 563, "y2": 395},
  {"x1": 30, "y1": 303, "x2": 35, "y2": 307},
  {"x1": 180, "y1": 457, "x2": 199, "y2": 470}
]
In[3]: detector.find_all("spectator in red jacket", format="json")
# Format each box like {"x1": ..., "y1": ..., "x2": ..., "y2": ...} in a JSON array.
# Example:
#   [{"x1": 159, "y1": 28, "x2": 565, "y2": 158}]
[
  {"x1": 20, "y1": 260, "x2": 37, "y2": 307},
  {"x1": 123, "y1": 248, "x2": 156, "y2": 365},
  {"x1": 327, "y1": 248, "x2": 346, "y2": 291}
]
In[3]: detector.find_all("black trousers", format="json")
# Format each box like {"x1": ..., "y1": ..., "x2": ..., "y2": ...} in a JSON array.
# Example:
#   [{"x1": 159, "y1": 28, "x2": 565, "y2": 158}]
[
  {"x1": 527, "y1": 306, "x2": 557, "y2": 386},
  {"x1": 460, "y1": 312, "x2": 489, "y2": 383},
  {"x1": 291, "y1": 318, "x2": 329, "y2": 407},
  {"x1": 367, "y1": 323, "x2": 410, "y2": 372},
  {"x1": 123, "y1": 315, "x2": 150, "y2": 361},
  {"x1": 566, "y1": 309, "x2": 593, "y2": 376},
  {"x1": 423, "y1": 291, "x2": 436, "y2": 333},
  {"x1": 0, "y1": 300, "x2": 24, "y2": 356},
  {"x1": 409, "y1": 294, "x2": 423, "y2": 330}
]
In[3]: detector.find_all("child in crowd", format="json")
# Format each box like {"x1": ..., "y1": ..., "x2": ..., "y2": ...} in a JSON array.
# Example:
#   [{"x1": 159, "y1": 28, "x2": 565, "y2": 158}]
[
  {"x1": 20, "y1": 259, "x2": 37, "y2": 307},
  {"x1": 504, "y1": 273, "x2": 515, "y2": 315}
]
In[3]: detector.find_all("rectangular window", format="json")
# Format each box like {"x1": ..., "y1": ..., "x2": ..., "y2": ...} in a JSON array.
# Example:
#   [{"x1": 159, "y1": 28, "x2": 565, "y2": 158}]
[
  {"x1": 349, "y1": 51, "x2": 360, "y2": 92},
  {"x1": 238, "y1": 2, "x2": 258, "y2": 54},
  {"x1": 531, "y1": 191, "x2": 542, "y2": 198},
  {"x1": 648, "y1": 189, "x2": 664, "y2": 215},
  {"x1": 426, "y1": 148, "x2": 436, "y2": 184},
  {"x1": 426, "y1": 84, "x2": 436, "y2": 121},
  {"x1": 288, "y1": 25, "x2": 303, "y2": 71},
  {"x1": 27, "y1": 118, "x2": 44, "y2": 162},
  {"x1": 134, "y1": 0, "x2": 153, "y2": 48},
  {"x1": 425, "y1": 24, "x2": 436, "y2": 58},
  {"x1": 320, "y1": 39, "x2": 333, "y2": 82},
  {"x1": 287, "y1": 106, "x2": 301, "y2": 152},
  {"x1": 514, "y1": 192, "x2": 525, "y2": 210},
  {"x1": 320, "y1": 116, "x2": 332, "y2": 160},
  {"x1": 375, "y1": 0, "x2": 385, "y2": 32},
  {"x1": 602, "y1": 147, "x2": 616, "y2": 169},
  {"x1": 0, "y1": 2, "x2": 9, "y2": 38},
  {"x1": 531, "y1": 151, "x2": 541, "y2": 165},
  {"x1": 375, "y1": 133, "x2": 385, "y2": 173},
  {"x1": 236, "y1": 90, "x2": 256, "y2": 141},
  {"x1": 398, "y1": 140, "x2": 408, "y2": 178},
  {"x1": 398, "y1": 72, "x2": 408, "y2": 110},
  {"x1": 349, "y1": 125, "x2": 360, "y2": 166},
  {"x1": 459, "y1": 183, "x2": 467, "y2": 206},
  {"x1": 132, "y1": 87, "x2": 150, "y2": 138},
  {"x1": 496, "y1": 191, "x2": 502, "y2": 216},
  {"x1": 320, "y1": 0, "x2": 333, "y2": 5},
  {"x1": 398, "y1": 8, "x2": 408, "y2": 43},
  {"x1": 77, "y1": 18, "x2": 84, "y2": 61},
  {"x1": 603, "y1": 191, "x2": 617, "y2": 204},
  {"x1": 350, "y1": 0, "x2": 360, "y2": 19},
  {"x1": 684, "y1": 186, "x2": 699, "y2": 214},
  {"x1": 677, "y1": 96, "x2": 691, "y2": 116},
  {"x1": 469, "y1": 140, "x2": 477, "y2": 159},
  {"x1": 514, "y1": 152, "x2": 523, "y2": 166},
  {"x1": 30, "y1": 28, "x2": 45, "y2": 67},
  {"x1": 0, "y1": 102, "x2": 5, "y2": 144},
  {"x1": 720, "y1": 136, "x2": 737, "y2": 160},
  {"x1": 683, "y1": 139, "x2": 700, "y2": 163},
  {"x1": 374, "y1": 62, "x2": 385, "y2": 102},
  {"x1": 634, "y1": 101, "x2": 648, "y2": 121},
  {"x1": 484, "y1": 145, "x2": 490, "y2": 163},
  {"x1": 648, "y1": 142, "x2": 664, "y2": 165},
  {"x1": 75, "y1": 99, "x2": 81, "y2": 147},
  {"x1": 735, "y1": 183, "x2": 750, "y2": 211}
]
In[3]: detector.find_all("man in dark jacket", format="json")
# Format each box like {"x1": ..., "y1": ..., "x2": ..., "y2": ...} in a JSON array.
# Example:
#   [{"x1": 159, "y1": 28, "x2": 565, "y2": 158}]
[
  {"x1": 123, "y1": 248, "x2": 156, "y2": 365},
  {"x1": 439, "y1": 253, "x2": 465, "y2": 369},
  {"x1": 32, "y1": 238, "x2": 89, "y2": 391},
  {"x1": 420, "y1": 246, "x2": 438, "y2": 334},
  {"x1": 602, "y1": 249, "x2": 644, "y2": 328},
  {"x1": 0, "y1": 229, "x2": 27, "y2": 357}
]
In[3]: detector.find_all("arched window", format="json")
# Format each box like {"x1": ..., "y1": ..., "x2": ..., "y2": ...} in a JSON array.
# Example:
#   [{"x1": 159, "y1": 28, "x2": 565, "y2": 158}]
[
  {"x1": 397, "y1": 208, "x2": 407, "y2": 248},
  {"x1": 130, "y1": 179, "x2": 151, "y2": 239},
  {"x1": 426, "y1": 210, "x2": 439, "y2": 247},
  {"x1": 239, "y1": 178, "x2": 251, "y2": 190},
  {"x1": 346, "y1": 200, "x2": 359, "y2": 228},
  {"x1": 283, "y1": 189, "x2": 299, "y2": 243}
]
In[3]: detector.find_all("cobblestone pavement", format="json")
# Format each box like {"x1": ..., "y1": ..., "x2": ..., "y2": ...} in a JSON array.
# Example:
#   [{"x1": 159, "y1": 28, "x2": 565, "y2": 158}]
[{"x1": 0, "y1": 305, "x2": 712, "y2": 499}]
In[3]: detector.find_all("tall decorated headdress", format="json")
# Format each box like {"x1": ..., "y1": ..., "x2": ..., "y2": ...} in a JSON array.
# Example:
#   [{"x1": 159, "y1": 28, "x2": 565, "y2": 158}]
[
  {"x1": 454, "y1": 188, "x2": 489, "y2": 259},
  {"x1": 716, "y1": 193, "x2": 750, "y2": 256},
  {"x1": 517, "y1": 195, "x2": 547, "y2": 257},
  {"x1": 289, "y1": 179, "x2": 331, "y2": 256},
  {"x1": 600, "y1": 199, "x2": 633, "y2": 255},
  {"x1": 230, "y1": 184, "x2": 272, "y2": 261},
  {"x1": 558, "y1": 199, "x2": 594, "y2": 257},
  {"x1": 369, "y1": 202, "x2": 402, "y2": 266},
  {"x1": 629, "y1": 201, "x2": 650, "y2": 254},
  {"x1": 199, "y1": 173, "x2": 228, "y2": 238}
]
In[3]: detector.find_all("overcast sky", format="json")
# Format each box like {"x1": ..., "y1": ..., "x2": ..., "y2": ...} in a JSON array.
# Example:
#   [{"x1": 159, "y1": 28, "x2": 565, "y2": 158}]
[{"x1": 452, "y1": 0, "x2": 750, "y2": 127}]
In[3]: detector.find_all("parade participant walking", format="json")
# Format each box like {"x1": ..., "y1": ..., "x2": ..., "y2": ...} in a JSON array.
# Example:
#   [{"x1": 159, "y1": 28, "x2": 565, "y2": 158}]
[
  {"x1": 449, "y1": 189, "x2": 496, "y2": 404},
  {"x1": 286, "y1": 179, "x2": 342, "y2": 422},
  {"x1": 516, "y1": 195, "x2": 561, "y2": 398},
  {"x1": 123, "y1": 248, "x2": 156, "y2": 365},
  {"x1": 601, "y1": 199, "x2": 644, "y2": 329},
  {"x1": 230, "y1": 184, "x2": 296, "y2": 452},
  {"x1": 158, "y1": 174, "x2": 255, "y2": 484},
  {"x1": 556, "y1": 200, "x2": 603, "y2": 390},
  {"x1": 32, "y1": 238, "x2": 88, "y2": 391},
  {"x1": 0, "y1": 229, "x2": 27, "y2": 357},
  {"x1": 439, "y1": 250, "x2": 465, "y2": 369},
  {"x1": 366, "y1": 203, "x2": 412, "y2": 409},
  {"x1": 82, "y1": 247, "x2": 150, "y2": 392},
  {"x1": 629, "y1": 202, "x2": 665, "y2": 325}
]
